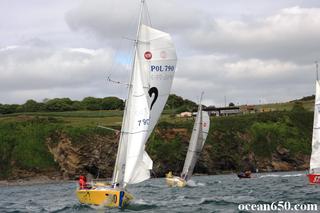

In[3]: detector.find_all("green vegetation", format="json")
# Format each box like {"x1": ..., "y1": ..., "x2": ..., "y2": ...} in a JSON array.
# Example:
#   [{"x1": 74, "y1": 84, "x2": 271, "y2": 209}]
[
  {"x1": 0, "y1": 117, "x2": 59, "y2": 178},
  {"x1": 255, "y1": 99, "x2": 314, "y2": 112},
  {"x1": 0, "y1": 94, "x2": 197, "y2": 115},
  {"x1": 165, "y1": 94, "x2": 197, "y2": 113},
  {"x1": 293, "y1": 95, "x2": 315, "y2": 102},
  {"x1": 0, "y1": 95, "x2": 315, "y2": 179},
  {"x1": 144, "y1": 110, "x2": 313, "y2": 174},
  {"x1": 147, "y1": 135, "x2": 186, "y2": 174},
  {"x1": 206, "y1": 111, "x2": 312, "y2": 172},
  {"x1": 0, "y1": 96, "x2": 125, "y2": 114},
  {"x1": 0, "y1": 115, "x2": 117, "y2": 178}
]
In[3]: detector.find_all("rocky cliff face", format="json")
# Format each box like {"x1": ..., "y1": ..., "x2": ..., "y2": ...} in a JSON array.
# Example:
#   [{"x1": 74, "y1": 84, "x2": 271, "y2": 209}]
[
  {"x1": 46, "y1": 132, "x2": 118, "y2": 179},
  {"x1": 40, "y1": 111, "x2": 313, "y2": 180},
  {"x1": 151, "y1": 128, "x2": 310, "y2": 176},
  {"x1": 44, "y1": 126, "x2": 310, "y2": 180},
  {"x1": 255, "y1": 147, "x2": 309, "y2": 172}
]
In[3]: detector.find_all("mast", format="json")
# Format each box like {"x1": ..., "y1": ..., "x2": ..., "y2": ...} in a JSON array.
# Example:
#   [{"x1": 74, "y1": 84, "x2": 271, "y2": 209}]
[
  {"x1": 112, "y1": 0, "x2": 145, "y2": 186},
  {"x1": 181, "y1": 93, "x2": 204, "y2": 180},
  {"x1": 311, "y1": 61, "x2": 320, "y2": 173},
  {"x1": 197, "y1": 92, "x2": 204, "y2": 117},
  {"x1": 199, "y1": 92, "x2": 204, "y2": 106},
  {"x1": 316, "y1": 61, "x2": 319, "y2": 81}
]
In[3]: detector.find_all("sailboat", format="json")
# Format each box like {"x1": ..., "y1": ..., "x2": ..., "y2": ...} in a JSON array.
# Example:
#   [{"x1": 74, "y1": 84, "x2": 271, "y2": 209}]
[
  {"x1": 76, "y1": 0, "x2": 177, "y2": 207},
  {"x1": 308, "y1": 61, "x2": 320, "y2": 184},
  {"x1": 165, "y1": 94, "x2": 210, "y2": 187}
]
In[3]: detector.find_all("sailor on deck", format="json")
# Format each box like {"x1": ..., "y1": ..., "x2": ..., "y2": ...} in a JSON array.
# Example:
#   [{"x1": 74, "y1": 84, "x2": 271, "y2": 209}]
[
  {"x1": 79, "y1": 176, "x2": 87, "y2": 189},
  {"x1": 79, "y1": 176, "x2": 92, "y2": 189},
  {"x1": 166, "y1": 171, "x2": 173, "y2": 178}
]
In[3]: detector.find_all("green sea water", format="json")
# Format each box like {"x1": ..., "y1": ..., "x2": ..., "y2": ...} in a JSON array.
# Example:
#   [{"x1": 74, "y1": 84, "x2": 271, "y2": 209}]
[{"x1": 1, "y1": 171, "x2": 319, "y2": 212}]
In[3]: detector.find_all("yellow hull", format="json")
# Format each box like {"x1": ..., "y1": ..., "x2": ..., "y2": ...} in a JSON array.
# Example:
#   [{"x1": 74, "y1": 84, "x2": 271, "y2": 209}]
[
  {"x1": 165, "y1": 176, "x2": 187, "y2": 187},
  {"x1": 76, "y1": 187, "x2": 133, "y2": 208}
]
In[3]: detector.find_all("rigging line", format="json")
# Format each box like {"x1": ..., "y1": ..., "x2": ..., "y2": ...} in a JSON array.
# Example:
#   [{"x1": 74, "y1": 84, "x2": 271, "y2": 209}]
[
  {"x1": 106, "y1": 1, "x2": 137, "y2": 98},
  {"x1": 97, "y1": 125, "x2": 120, "y2": 133},
  {"x1": 116, "y1": 14, "x2": 137, "y2": 100},
  {"x1": 187, "y1": 149, "x2": 202, "y2": 154},
  {"x1": 107, "y1": 36, "x2": 124, "y2": 81},
  {"x1": 107, "y1": 75, "x2": 129, "y2": 86},
  {"x1": 316, "y1": 61, "x2": 319, "y2": 81},
  {"x1": 122, "y1": 36, "x2": 135, "y2": 41},
  {"x1": 151, "y1": 169, "x2": 157, "y2": 178},
  {"x1": 112, "y1": 0, "x2": 146, "y2": 185},
  {"x1": 121, "y1": 129, "x2": 150, "y2": 134},
  {"x1": 144, "y1": 0, "x2": 152, "y2": 27}
]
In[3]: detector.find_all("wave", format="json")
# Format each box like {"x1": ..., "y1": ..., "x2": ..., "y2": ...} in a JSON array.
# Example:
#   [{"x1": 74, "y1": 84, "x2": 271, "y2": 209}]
[
  {"x1": 50, "y1": 204, "x2": 92, "y2": 213},
  {"x1": 126, "y1": 199, "x2": 159, "y2": 211},
  {"x1": 187, "y1": 180, "x2": 206, "y2": 187},
  {"x1": 51, "y1": 201, "x2": 159, "y2": 213},
  {"x1": 180, "y1": 195, "x2": 257, "y2": 207},
  {"x1": 282, "y1": 174, "x2": 304, "y2": 177},
  {"x1": 140, "y1": 183, "x2": 164, "y2": 189},
  {"x1": 259, "y1": 173, "x2": 304, "y2": 178}
]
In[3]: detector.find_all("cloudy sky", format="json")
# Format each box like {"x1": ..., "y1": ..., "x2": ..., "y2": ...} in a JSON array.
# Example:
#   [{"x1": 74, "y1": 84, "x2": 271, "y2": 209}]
[{"x1": 1, "y1": 0, "x2": 320, "y2": 106}]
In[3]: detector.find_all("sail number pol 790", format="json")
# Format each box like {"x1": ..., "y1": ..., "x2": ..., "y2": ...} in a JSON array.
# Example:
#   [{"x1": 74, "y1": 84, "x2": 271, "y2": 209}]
[{"x1": 150, "y1": 65, "x2": 175, "y2": 72}]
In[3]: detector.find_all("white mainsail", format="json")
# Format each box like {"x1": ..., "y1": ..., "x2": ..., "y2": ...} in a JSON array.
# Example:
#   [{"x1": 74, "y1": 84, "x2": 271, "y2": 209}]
[
  {"x1": 181, "y1": 103, "x2": 210, "y2": 181},
  {"x1": 310, "y1": 80, "x2": 320, "y2": 173},
  {"x1": 112, "y1": 23, "x2": 177, "y2": 187}
]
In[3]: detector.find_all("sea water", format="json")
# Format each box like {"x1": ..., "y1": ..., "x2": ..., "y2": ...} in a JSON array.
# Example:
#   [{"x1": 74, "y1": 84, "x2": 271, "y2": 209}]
[{"x1": 1, "y1": 171, "x2": 320, "y2": 212}]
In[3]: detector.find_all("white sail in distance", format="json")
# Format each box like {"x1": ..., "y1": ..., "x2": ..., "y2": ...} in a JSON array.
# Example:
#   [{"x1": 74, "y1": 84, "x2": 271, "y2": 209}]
[
  {"x1": 112, "y1": 23, "x2": 177, "y2": 187},
  {"x1": 181, "y1": 103, "x2": 210, "y2": 181},
  {"x1": 310, "y1": 80, "x2": 320, "y2": 173}
]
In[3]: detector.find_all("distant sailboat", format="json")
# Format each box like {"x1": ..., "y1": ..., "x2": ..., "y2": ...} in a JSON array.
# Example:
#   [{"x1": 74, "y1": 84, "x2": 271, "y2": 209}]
[
  {"x1": 308, "y1": 61, "x2": 320, "y2": 184},
  {"x1": 166, "y1": 94, "x2": 210, "y2": 187},
  {"x1": 76, "y1": 0, "x2": 177, "y2": 207}
]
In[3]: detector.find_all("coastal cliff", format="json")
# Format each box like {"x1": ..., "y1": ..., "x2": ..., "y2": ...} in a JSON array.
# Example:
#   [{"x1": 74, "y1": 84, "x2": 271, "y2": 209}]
[{"x1": 0, "y1": 110, "x2": 312, "y2": 181}]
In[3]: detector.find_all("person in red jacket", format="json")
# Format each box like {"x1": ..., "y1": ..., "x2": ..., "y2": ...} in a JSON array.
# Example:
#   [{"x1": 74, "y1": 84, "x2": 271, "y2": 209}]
[{"x1": 79, "y1": 176, "x2": 87, "y2": 189}]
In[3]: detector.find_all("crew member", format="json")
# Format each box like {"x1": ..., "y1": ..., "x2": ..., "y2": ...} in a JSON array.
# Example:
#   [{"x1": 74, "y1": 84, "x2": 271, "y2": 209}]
[{"x1": 79, "y1": 175, "x2": 87, "y2": 189}]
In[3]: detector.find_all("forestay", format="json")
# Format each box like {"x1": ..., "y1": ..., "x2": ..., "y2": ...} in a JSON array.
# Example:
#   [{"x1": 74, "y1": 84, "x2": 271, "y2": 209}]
[
  {"x1": 112, "y1": 24, "x2": 177, "y2": 187},
  {"x1": 181, "y1": 104, "x2": 210, "y2": 181},
  {"x1": 310, "y1": 81, "x2": 320, "y2": 173}
]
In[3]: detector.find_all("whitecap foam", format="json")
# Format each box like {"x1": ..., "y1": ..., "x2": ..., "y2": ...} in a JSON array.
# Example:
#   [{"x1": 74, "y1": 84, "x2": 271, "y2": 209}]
[
  {"x1": 259, "y1": 174, "x2": 280, "y2": 178},
  {"x1": 186, "y1": 180, "x2": 197, "y2": 187},
  {"x1": 282, "y1": 173, "x2": 304, "y2": 177},
  {"x1": 259, "y1": 173, "x2": 305, "y2": 178},
  {"x1": 186, "y1": 180, "x2": 206, "y2": 187},
  {"x1": 132, "y1": 199, "x2": 148, "y2": 205},
  {"x1": 197, "y1": 182, "x2": 206, "y2": 186}
]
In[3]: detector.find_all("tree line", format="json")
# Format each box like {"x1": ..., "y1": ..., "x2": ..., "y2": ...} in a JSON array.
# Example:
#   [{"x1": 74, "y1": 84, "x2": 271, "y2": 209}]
[
  {"x1": 0, "y1": 94, "x2": 197, "y2": 114},
  {"x1": 0, "y1": 97, "x2": 124, "y2": 114}
]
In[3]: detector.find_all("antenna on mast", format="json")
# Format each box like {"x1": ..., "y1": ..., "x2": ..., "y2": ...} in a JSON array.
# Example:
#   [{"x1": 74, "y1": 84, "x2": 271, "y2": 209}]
[
  {"x1": 199, "y1": 91, "x2": 204, "y2": 104},
  {"x1": 316, "y1": 61, "x2": 319, "y2": 81}
]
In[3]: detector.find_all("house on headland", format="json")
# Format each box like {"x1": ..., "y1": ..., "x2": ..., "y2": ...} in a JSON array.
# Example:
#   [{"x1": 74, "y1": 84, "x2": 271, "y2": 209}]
[
  {"x1": 176, "y1": 111, "x2": 193, "y2": 117},
  {"x1": 204, "y1": 106, "x2": 241, "y2": 116}
]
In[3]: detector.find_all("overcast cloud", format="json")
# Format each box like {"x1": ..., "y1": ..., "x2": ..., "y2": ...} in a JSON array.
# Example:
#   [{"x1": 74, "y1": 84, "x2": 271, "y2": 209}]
[{"x1": 1, "y1": 0, "x2": 320, "y2": 106}]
